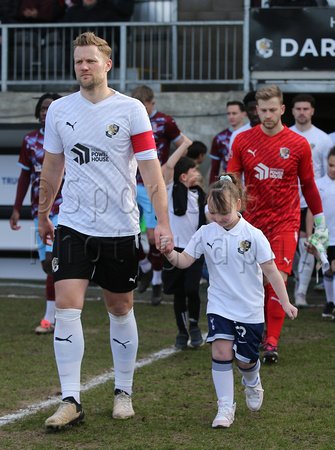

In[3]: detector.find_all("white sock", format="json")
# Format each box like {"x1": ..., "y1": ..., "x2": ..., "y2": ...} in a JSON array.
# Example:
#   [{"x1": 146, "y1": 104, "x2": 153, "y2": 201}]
[
  {"x1": 54, "y1": 308, "x2": 84, "y2": 404},
  {"x1": 212, "y1": 359, "x2": 234, "y2": 407},
  {"x1": 238, "y1": 359, "x2": 261, "y2": 388},
  {"x1": 44, "y1": 300, "x2": 55, "y2": 324},
  {"x1": 152, "y1": 270, "x2": 162, "y2": 286},
  {"x1": 139, "y1": 257, "x2": 151, "y2": 274},
  {"x1": 324, "y1": 274, "x2": 334, "y2": 304},
  {"x1": 297, "y1": 238, "x2": 315, "y2": 295},
  {"x1": 109, "y1": 308, "x2": 138, "y2": 396}
]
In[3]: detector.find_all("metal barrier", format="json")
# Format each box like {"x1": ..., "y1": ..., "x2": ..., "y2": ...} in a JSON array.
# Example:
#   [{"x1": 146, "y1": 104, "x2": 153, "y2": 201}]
[{"x1": 0, "y1": 20, "x2": 247, "y2": 92}]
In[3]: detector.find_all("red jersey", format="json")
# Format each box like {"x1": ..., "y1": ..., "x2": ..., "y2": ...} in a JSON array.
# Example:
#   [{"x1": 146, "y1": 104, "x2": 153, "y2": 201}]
[{"x1": 227, "y1": 124, "x2": 314, "y2": 236}]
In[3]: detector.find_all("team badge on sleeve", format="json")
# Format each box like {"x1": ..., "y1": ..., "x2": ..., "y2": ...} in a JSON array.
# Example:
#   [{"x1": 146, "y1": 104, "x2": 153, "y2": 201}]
[
  {"x1": 106, "y1": 123, "x2": 120, "y2": 138},
  {"x1": 238, "y1": 240, "x2": 251, "y2": 254},
  {"x1": 279, "y1": 147, "x2": 290, "y2": 159}
]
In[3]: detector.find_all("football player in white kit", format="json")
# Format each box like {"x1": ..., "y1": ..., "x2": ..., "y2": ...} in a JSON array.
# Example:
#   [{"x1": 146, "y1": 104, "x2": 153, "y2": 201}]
[{"x1": 38, "y1": 32, "x2": 174, "y2": 429}]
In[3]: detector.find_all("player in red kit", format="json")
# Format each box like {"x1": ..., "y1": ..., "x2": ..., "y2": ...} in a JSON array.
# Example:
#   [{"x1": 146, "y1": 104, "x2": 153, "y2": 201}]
[{"x1": 228, "y1": 85, "x2": 327, "y2": 363}]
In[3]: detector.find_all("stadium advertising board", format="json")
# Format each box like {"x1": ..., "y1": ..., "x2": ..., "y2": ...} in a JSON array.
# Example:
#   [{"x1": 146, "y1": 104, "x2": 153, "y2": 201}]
[{"x1": 250, "y1": 8, "x2": 335, "y2": 71}]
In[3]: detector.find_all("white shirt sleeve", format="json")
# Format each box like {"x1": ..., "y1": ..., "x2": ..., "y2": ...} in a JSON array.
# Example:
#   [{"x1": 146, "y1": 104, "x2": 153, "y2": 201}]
[{"x1": 43, "y1": 102, "x2": 64, "y2": 154}]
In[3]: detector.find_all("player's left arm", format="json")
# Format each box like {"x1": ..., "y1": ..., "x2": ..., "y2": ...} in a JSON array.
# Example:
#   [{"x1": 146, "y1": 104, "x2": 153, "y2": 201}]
[
  {"x1": 138, "y1": 158, "x2": 174, "y2": 253},
  {"x1": 299, "y1": 141, "x2": 328, "y2": 243},
  {"x1": 260, "y1": 260, "x2": 298, "y2": 320}
]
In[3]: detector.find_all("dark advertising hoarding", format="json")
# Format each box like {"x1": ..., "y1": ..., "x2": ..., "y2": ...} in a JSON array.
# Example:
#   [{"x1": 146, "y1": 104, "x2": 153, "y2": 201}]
[{"x1": 250, "y1": 8, "x2": 335, "y2": 71}]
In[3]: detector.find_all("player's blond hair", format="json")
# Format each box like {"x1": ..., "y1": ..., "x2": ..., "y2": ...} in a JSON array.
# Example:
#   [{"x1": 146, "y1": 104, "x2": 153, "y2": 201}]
[
  {"x1": 73, "y1": 32, "x2": 111, "y2": 59},
  {"x1": 256, "y1": 85, "x2": 283, "y2": 105}
]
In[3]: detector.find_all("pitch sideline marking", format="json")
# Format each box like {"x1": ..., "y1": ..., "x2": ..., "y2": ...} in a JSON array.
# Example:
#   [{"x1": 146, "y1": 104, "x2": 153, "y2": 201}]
[{"x1": 0, "y1": 336, "x2": 206, "y2": 427}]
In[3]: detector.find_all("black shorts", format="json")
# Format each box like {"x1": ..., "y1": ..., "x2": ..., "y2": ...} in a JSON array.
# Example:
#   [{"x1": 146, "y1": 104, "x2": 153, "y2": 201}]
[{"x1": 52, "y1": 225, "x2": 140, "y2": 293}]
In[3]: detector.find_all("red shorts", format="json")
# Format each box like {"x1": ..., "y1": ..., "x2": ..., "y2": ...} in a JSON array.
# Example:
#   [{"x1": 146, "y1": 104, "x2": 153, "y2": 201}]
[{"x1": 266, "y1": 231, "x2": 298, "y2": 274}]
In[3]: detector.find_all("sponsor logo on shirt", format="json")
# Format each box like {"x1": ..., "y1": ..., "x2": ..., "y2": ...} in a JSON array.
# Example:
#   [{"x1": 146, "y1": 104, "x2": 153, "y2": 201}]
[
  {"x1": 66, "y1": 121, "x2": 77, "y2": 130},
  {"x1": 247, "y1": 149, "x2": 257, "y2": 157},
  {"x1": 72, "y1": 143, "x2": 109, "y2": 165},
  {"x1": 34, "y1": 165, "x2": 42, "y2": 172},
  {"x1": 238, "y1": 240, "x2": 251, "y2": 254},
  {"x1": 254, "y1": 163, "x2": 284, "y2": 180}
]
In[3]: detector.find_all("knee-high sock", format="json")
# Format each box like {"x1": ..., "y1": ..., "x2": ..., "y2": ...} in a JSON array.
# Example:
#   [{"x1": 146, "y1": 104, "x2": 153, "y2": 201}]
[
  {"x1": 237, "y1": 359, "x2": 261, "y2": 388},
  {"x1": 324, "y1": 274, "x2": 334, "y2": 304},
  {"x1": 266, "y1": 283, "x2": 286, "y2": 346},
  {"x1": 109, "y1": 308, "x2": 138, "y2": 396},
  {"x1": 44, "y1": 275, "x2": 55, "y2": 323},
  {"x1": 297, "y1": 238, "x2": 314, "y2": 295},
  {"x1": 212, "y1": 359, "x2": 234, "y2": 407},
  {"x1": 54, "y1": 308, "x2": 84, "y2": 404}
]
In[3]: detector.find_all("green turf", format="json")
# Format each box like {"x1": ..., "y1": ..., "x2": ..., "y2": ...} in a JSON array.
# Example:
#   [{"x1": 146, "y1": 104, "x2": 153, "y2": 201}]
[{"x1": 0, "y1": 277, "x2": 334, "y2": 449}]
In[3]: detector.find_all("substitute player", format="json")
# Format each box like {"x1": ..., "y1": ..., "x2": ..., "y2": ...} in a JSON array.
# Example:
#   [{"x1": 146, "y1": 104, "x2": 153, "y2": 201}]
[{"x1": 227, "y1": 85, "x2": 327, "y2": 363}]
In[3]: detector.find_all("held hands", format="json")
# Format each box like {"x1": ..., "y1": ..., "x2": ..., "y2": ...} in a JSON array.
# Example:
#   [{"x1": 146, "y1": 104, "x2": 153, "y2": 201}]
[
  {"x1": 159, "y1": 235, "x2": 173, "y2": 254},
  {"x1": 154, "y1": 224, "x2": 174, "y2": 254}
]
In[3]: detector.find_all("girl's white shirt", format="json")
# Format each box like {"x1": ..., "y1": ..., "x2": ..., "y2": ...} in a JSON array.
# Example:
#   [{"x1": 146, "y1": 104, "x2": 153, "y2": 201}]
[{"x1": 184, "y1": 215, "x2": 274, "y2": 323}]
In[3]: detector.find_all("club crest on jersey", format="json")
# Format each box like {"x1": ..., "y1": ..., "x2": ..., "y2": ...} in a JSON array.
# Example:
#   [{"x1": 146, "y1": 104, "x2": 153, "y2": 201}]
[
  {"x1": 106, "y1": 123, "x2": 120, "y2": 138},
  {"x1": 238, "y1": 240, "x2": 251, "y2": 254},
  {"x1": 52, "y1": 257, "x2": 59, "y2": 273},
  {"x1": 279, "y1": 147, "x2": 290, "y2": 159}
]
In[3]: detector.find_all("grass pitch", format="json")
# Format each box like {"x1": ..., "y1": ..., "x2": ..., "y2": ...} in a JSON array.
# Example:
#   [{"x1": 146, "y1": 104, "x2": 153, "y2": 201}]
[{"x1": 0, "y1": 277, "x2": 334, "y2": 449}]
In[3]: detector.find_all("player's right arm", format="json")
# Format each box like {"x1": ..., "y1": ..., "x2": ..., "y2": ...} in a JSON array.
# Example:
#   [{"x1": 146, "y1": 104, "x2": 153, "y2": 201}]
[{"x1": 38, "y1": 151, "x2": 65, "y2": 244}]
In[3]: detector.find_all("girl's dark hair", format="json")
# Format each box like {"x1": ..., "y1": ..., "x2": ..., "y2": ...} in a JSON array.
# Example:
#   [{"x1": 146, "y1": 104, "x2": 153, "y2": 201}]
[
  {"x1": 328, "y1": 146, "x2": 335, "y2": 160},
  {"x1": 35, "y1": 93, "x2": 61, "y2": 119},
  {"x1": 174, "y1": 156, "x2": 196, "y2": 182},
  {"x1": 207, "y1": 172, "x2": 248, "y2": 213}
]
